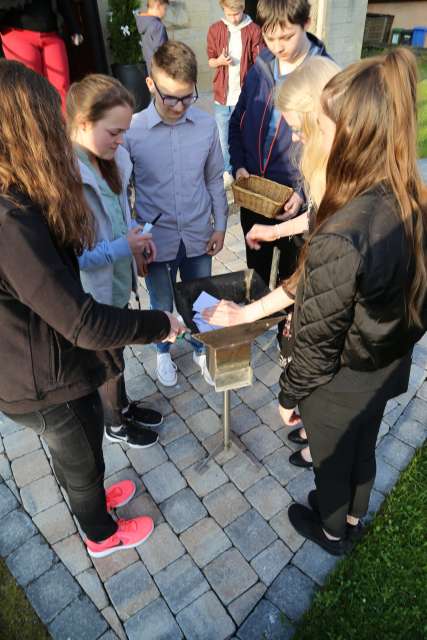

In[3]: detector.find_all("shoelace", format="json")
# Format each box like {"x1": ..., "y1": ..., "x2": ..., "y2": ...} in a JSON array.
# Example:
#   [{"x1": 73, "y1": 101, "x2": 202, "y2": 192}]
[{"x1": 117, "y1": 518, "x2": 138, "y2": 533}]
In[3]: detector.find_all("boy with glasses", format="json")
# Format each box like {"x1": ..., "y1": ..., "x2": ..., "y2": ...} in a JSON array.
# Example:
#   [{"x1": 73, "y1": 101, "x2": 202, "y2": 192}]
[{"x1": 124, "y1": 41, "x2": 228, "y2": 387}]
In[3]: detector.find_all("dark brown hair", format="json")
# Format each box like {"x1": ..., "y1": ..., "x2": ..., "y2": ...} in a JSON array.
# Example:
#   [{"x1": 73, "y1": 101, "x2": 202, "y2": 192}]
[
  {"x1": 67, "y1": 74, "x2": 134, "y2": 194},
  {"x1": 257, "y1": 0, "x2": 311, "y2": 31},
  {"x1": 147, "y1": 0, "x2": 169, "y2": 5},
  {"x1": 151, "y1": 41, "x2": 197, "y2": 83},
  {"x1": 0, "y1": 60, "x2": 93, "y2": 254},
  {"x1": 289, "y1": 47, "x2": 427, "y2": 327}
]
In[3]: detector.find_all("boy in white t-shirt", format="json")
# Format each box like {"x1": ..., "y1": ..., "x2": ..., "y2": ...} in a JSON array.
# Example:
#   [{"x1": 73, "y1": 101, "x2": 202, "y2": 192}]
[{"x1": 207, "y1": 0, "x2": 262, "y2": 188}]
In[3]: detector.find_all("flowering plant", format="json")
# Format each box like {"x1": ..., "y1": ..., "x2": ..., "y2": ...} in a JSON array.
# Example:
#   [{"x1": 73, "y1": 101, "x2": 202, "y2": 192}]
[{"x1": 108, "y1": 0, "x2": 142, "y2": 65}]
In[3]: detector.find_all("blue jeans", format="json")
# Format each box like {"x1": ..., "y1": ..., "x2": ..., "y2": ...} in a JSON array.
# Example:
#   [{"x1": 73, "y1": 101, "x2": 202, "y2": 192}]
[
  {"x1": 214, "y1": 103, "x2": 234, "y2": 174},
  {"x1": 145, "y1": 241, "x2": 212, "y2": 354}
]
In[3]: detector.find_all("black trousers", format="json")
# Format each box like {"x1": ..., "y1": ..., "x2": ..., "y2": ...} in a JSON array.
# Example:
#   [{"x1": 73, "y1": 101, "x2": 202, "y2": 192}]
[
  {"x1": 98, "y1": 347, "x2": 129, "y2": 427},
  {"x1": 299, "y1": 386, "x2": 388, "y2": 538},
  {"x1": 5, "y1": 391, "x2": 117, "y2": 542},
  {"x1": 240, "y1": 207, "x2": 300, "y2": 285}
]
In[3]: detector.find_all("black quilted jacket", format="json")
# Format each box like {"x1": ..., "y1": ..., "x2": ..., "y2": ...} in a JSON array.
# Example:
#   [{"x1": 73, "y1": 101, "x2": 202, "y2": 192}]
[{"x1": 279, "y1": 184, "x2": 427, "y2": 409}]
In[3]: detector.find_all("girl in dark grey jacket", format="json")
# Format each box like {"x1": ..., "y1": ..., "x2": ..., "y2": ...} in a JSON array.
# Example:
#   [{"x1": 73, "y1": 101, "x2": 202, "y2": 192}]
[{"x1": 0, "y1": 60, "x2": 184, "y2": 558}]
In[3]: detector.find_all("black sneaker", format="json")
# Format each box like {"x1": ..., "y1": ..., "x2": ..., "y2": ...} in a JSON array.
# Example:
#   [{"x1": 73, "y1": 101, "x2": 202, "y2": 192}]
[
  {"x1": 308, "y1": 490, "x2": 365, "y2": 542},
  {"x1": 105, "y1": 422, "x2": 159, "y2": 449},
  {"x1": 122, "y1": 402, "x2": 163, "y2": 428},
  {"x1": 288, "y1": 503, "x2": 350, "y2": 556}
]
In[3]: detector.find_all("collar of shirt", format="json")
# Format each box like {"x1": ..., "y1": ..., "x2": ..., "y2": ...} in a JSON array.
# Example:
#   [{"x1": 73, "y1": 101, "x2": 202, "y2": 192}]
[{"x1": 146, "y1": 100, "x2": 196, "y2": 130}]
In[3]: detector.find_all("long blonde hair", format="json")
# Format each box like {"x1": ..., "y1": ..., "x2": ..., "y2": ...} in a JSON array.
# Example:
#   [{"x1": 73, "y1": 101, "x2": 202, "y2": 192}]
[
  {"x1": 0, "y1": 60, "x2": 93, "y2": 254},
  {"x1": 275, "y1": 56, "x2": 341, "y2": 206}
]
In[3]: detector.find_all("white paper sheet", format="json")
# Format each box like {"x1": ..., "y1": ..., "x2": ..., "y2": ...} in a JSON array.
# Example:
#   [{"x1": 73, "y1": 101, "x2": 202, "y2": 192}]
[{"x1": 192, "y1": 291, "x2": 223, "y2": 332}]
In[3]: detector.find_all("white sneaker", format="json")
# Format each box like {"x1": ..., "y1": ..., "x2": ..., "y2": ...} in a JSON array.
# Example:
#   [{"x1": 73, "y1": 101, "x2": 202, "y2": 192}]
[
  {"x1": 223, "y1": 171, "x2": 234, "y2": 190},
  {"x1": 193, "y1": 352, "x2": 215, "y2": 386},
  {"x1": 156, "y1": 353, "x2": 178, "y2": 387}
]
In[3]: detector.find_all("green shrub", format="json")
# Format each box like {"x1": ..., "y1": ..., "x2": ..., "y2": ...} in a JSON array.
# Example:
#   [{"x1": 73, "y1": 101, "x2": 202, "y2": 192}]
[{"x1": 107, "y1": 0, "x2": 142, "y2": 65}]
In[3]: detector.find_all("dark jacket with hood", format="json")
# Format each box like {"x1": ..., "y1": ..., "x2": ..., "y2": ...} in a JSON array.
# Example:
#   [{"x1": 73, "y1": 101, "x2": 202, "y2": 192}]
[
  {"x1": 279, "y1": 184, "x2": 427, "y2": 409},
  {"x1": 0, "y1": 193, "x2": 170, "y2": 414},
  {"x1": 229, "y1": 33, "x2": 329, "y2": 192},
  {"x1": 0, "y1": 0, "x2": 80, "y2": 35},
  {"x1": 134, "y1": 12, "x2": 168, "y2": 69}
]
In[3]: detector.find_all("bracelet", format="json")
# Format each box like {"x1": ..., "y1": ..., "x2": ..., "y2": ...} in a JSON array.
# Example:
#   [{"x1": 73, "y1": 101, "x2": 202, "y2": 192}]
[{"x1": 274, "y1": 225, "x2": 281, "y2": 240}]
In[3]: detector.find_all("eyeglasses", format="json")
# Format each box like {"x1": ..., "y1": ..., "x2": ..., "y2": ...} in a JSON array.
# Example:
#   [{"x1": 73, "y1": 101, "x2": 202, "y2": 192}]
[{"x1": 153, "y1": 79, "x2": 198, "y2": 107}]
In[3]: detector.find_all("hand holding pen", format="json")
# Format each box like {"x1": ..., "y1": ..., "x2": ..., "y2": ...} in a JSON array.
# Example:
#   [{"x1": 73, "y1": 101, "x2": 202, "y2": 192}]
[
  {"x1": 127, "y1": 227, "x2": 157, "y2": 262},
  {"x1": 141, "y1": 213, "x2": 162, "y2": 262}
]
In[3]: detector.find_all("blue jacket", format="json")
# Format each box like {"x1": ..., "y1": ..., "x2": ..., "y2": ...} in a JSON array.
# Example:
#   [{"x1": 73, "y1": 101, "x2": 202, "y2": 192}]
[{"x1": 229, "y1": 33, "x2": 330, "y2": 191}]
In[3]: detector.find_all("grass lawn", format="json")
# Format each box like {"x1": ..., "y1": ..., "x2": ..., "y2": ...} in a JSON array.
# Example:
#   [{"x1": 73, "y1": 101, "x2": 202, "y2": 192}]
[
  {"x1": 294, "y1": 444, "x2": 427, "y2": 640},
  {"x1": 0, "y1": 558, "x2": 49, "y2": 640}
]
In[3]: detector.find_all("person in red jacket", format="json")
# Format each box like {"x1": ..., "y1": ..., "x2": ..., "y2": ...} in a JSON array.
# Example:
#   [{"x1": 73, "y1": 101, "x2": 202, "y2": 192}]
[{"x1": 207, "y1": 0, "x2": 262, "y2": 188}]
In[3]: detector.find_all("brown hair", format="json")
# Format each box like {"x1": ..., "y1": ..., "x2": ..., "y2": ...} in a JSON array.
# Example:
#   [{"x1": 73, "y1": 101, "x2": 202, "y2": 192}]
[
  {"x1": 67, "y1": 74, "x2": 134, "y2": 194},
  {"x1": 291, "y1": 48, "x2": 427, "y2": 326},
  {"x1": 151, "y1": 41, "x2": 197, "y2": 83},
  {"x1": 0, "y1": 60, "x2": 93, "y2": 254},
  {"x1": 147, "y1": 0, "x2": 169, "y2": 6},
  {"x1": 220, "y1": 0, "x2": 245, "y2": 10},
  {"x1": 257, "y1": 0, "x2": 311, "y2": 31}
]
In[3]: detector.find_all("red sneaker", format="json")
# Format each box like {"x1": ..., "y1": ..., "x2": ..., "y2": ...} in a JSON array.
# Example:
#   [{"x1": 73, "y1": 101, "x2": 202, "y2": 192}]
[
  {"x1": 105, "y1": 480, "x2": 136, "y2": 512},
  {"x1": 85, "y1": 516, "x2": 154, "y2": 558}
]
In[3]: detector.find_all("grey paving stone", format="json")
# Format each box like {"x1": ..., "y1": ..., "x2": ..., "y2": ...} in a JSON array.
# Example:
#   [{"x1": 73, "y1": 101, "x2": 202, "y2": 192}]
[
  {"x1": 237, "y1": 382, "x2": 274, "y2": 411},
  {"x1": 204, "y1": 548, "x2": 258, "y2": 605},
  {"x1": 266, "y1": 565, "x2": 317, "y2": 621},
  {"x1": 101, "y1": 606, "x2": 126, "y2": 640},
  {"x1": 53, "y1": 533, "x2": 91, "y2": 576},
  {"x1": 92, "y1": 549, "x2": 140, "y2": 582},
  {"x1": 117, "y1": 492, "x2": 164, "y2": 525},
  {"x1": 364, "y1": 489, "x2": 386, "y2": 522},
  {"x1": 5, "y1": 476, "x2": 20, "y2": 500},
  {"x1": 0, "y1": 437, "x2": 3, "y2": 455},
  {"x1": 143, "y1": 391, "x2": 173, "y2": 417},
  {"x1": 253, "y1": 362, "x2": 283, "y2": 388},
  {"x1": 417, "y1": 380, "x2": 427, "y2": 402},
  {"x1": 171, "y1": 389, "x2": 207, "y2": 419},
  {"x1": 382, "y1": 402, "x2": 405, "y2": 427},
  {"x1": 154, "y1": 554, "x2": 210, "y2": 614},
  {"x1": 392, "y1": 417, "x2": 426, "y2": 448},
  {"x1": 105, "y1": 561, "x2": 159, "y2": 621},
  {"x1": 264, "y1": 446, "x2": 305, "y2": 486},
  {"x1": 0, "y1": 453, "x2": 12, "y2": 480},
  {"x1": 157, "y1": 372, "x2": 191, "y2": 399},
  {"x1": 205, "y1": 389, "x2": 241, "y2": 414},
  {"x1": 203, "y1": 482, "x2": 250, "y2": 527},
  {"x1": 269, "y1": 509, "x2": 305, "y2": 553},
  {"x1": 225, "y1": 509, "x2": 277, "y2": 561},
  {"x1": 188, "y1": 371, "x2": 214, "y2": 395},
  {"x1": 241, "y1": 426, "x2": 282, "y2": 461},
  {"x1": 0, "y1": 412, "x2": 26, "y2": 436},
  {"x1": 183, "y1": 461, "x2": 228, "y2": 498},
  {"x1": 20, "y1": 474, "x2": 62, "y2": 516},
  {"x1": 256, "y1": 401, "x2": 284, "y2": 431},
  {"x1": 99, "y1": 632, "x2": 119, "y2": 640},
  {"x1": 6, "y1": 534, "x2": 54, "y2": 587},
  {"x1": 286, "y1": 470, "x2": 316, "y2": 504},
  {"x1": 159, "y1": 413, "x2": 189, "y2": 446},
  {"x1": 127, "y1": 443, "x2": 167, "y2": 474},
  {"x1": 177, "y1": 591, "x2": 236, "y2": 640},
  {"x1": 251, "y1": 344, "x2": 271, "y2": 367},
  {"x1": 228, "y1": 404, "x2": 261, "y2": 436},
  {"x1": 401, "y1": 397, "x2": 427, "y2": 424},
  {"x1": 126, "y1": 373, "x2": 157, "y2": 401},
  {"x1": 255, "y1": 331, "x2": 276, "y2": 352},
  {"x1": 166, "y1": 434, "x2": 206, "y2": 471},
  {"x1": 203, "y1": 431, "x2": 241, "y2": 465},
  {"x1": 186, "y1": 409, "x2": 222, "y2": 440},
  {"x1": 223, "y1": 453, "x2": 267, "y2": 492},
  {"x1": 251, "y1": 540, "x2": 292, "y2": 586},
  {"x1": 228, "y1": 582, "x2": 266, "y2": 626},
  {"x1": 26, "y1": 563, "x2": 81, "y2": 624},
  {"x1": 143, "y1": 461, "x2": 186, "y2": 503},
  {"x1": 292, "y1": 540, "x2": 340, "y2": 586},
  {"x1": 125, "y1": 597, "x2": 183, "y2": 640},
  {"x1": 237, "y1": 598, "x2": 294, "y2": 640},
  {"x1": 138, "y1": 522, "x2": 185, "y2": 574},
  {"x1": 33, "y1": 501, "x2": 77, "y2": 544},
  {"x1": 160, "y1": 487, "x2": 207, "y2": 534},
  {"x1": 49, "y1": 594, "x2": 108, "y2": 640},
  {"x1": 123, "y1": 357, "x2": 144, "y2": 382},
  {"x1": 3, "y1": 428, "x2": 41, "y2": 460},
  {"x1": 77, "y1": 568, "x2": 109, "y2": 610},
  {"x1": 180, "y1": 517, "x2": 231, "y2": 568},
  {"x1": 408, "y1": 362, "x2": 426, "y2": 389},
  {"x1": 0, "y1": 482, "x2": 18, "y2": 517},
  {"x1": 374, "y1": 457, "x2": 400, "y2": 495},
  {"x1": 104, "y1": 444, "x2": 130, "y2": 477},
  {"x1": 393, "y1": 385, "x2": 417, "y2": 409},
  {"x1": 175, "y1": 351, "x2": 199, "y2": 376},
  {"x1": 0, "y1": 509, "x2": 37, "y2": 556},
  {"x1": 11, "y1": 449, "x2": 51, "y2": 488},
  {"x1": 376, "y1": 421, "x2": 390, "y2": 444},
  {"x1": 376, "y1": 434, "x2": 414, "y2": 471},
  {"x1": 245, "y1": 476, "x2": 292, "y2": 520}
]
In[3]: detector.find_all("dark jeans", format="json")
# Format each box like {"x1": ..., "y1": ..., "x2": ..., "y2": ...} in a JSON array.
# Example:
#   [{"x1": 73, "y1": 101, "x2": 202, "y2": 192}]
[
  {"x1": 240, "y1": 207, "x2": 300, "y2": 285},
  {"x1": 98, "y1": 347, "x2": 128, "y2": 427},
  {"x1": 300, "y1": 386, "x2": 388, "y2": 538},
  {"x1": 5, "y1": 391, "x2": 117, "y2": 542}
]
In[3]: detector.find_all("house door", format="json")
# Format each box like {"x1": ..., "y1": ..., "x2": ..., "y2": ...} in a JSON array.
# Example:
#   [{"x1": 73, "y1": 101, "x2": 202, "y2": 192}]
[{"x1": 65, "y1": 0, "x2": 109, "y2": 81}]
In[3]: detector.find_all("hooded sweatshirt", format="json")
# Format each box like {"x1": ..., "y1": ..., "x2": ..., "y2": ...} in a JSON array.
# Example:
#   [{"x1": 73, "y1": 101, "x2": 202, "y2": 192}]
[{"x1": 134, "y1": 12, "x2": 168, "y2": 70}]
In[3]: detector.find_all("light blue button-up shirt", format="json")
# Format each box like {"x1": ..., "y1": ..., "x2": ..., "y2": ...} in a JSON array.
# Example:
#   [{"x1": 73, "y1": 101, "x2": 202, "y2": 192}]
[{"x1": 124, "y1": 101, "x2": 228, "y2": 262}]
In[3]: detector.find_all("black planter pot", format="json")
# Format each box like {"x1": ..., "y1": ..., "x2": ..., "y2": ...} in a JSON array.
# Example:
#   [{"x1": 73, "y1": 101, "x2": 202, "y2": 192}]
[{"x1": 111, "y1": 63, "x2": 151, "y2": 112}]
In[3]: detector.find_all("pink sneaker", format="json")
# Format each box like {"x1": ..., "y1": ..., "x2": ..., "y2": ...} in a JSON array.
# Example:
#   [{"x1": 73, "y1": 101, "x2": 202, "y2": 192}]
[
  {"x1": 105, "y1": 480, "x2": 136, "y2": 512},
  {"x1": 85, "y1": 516, "x2": 154, "y2": 558}
]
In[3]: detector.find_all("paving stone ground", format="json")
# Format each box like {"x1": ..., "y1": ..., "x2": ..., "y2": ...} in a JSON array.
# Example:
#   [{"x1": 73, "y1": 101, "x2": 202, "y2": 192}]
[{"x1": 0, "y1": 161, "x2": 426, "y2": 639}]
